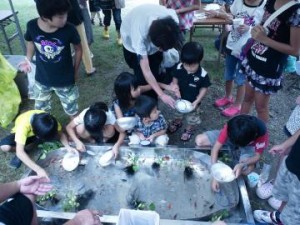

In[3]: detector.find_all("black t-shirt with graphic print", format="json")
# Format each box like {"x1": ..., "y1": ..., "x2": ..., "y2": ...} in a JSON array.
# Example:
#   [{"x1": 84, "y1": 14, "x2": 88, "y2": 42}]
[
  {"x1": 247, "y1": 0, "x2": 300, "y2": 78},
  {"x1": 24, "y1": 19, "x2": 81, "y2": 87},
  {"x1": 172, "y1": 63, "x2": 211, "y2": 103}
]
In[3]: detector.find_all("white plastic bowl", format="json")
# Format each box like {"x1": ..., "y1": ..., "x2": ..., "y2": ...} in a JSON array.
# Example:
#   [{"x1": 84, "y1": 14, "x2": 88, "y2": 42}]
[
  {"x1": 62, "y1": 151, "x2": 80, "y2": 171},
  {"x1": 98, "y1": 150, "x2": 114, "y2": 167},
  {"x1": 175, "y1": 99, "x2": 193, "y2": 113},
  {"x1": 116, "y1": 117, "x2": 137, "y2": 130},
  {"x1": 211, "y1": 163, "x2": 235, "y2": 183},
  {"x1": 140, "y1": 140, "x2": 151, "y2": 146}
]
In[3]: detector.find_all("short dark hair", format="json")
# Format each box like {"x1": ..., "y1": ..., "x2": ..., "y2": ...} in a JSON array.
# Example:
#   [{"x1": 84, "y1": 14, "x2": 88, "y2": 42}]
[
  {"x1": 31, "y1": 113, "x2": 58, "y2": 140},
  {"x1": 84, "y1": 103, "x2": 108, "y2": 143},
  {"x1": 35, "y1": 0, "x2": 71, "y2": 20},
  {"x1": 227, "y1": 115, "x2": 259, "y2": 147},
  {"x1": 181, "y1": 42, "x2": 204, "y2": 64},
  {"x1": 149, "y1": 17, "x2": 183, "y2": 51},
  {"x1": 135, "y1": 95, "x2": 157, "y2": 118},
  {"x1": 114, "y1": 72, "x2": 138, "y2": 110}
]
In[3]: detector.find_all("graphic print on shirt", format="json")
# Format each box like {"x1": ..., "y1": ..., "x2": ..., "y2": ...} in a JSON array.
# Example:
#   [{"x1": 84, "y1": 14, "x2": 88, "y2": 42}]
[
  {"x1": 231, "y1": 11, "x2": 256, "y2": 42},
  {"x1": 251, "y1": 11, "x2": 281, "y2": 61},
  {"x1": 34, "y1": 35, "x2": 65, "y2": 62}
]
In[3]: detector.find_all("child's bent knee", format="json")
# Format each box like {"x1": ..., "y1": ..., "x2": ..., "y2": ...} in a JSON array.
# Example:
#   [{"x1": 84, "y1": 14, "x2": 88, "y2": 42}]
[
  {"x1": 0, "y1": 145, "x2": 13, "y2": 152},
  {"x1": 195, "y1": 134, "x2": 210, "y2": 146}
]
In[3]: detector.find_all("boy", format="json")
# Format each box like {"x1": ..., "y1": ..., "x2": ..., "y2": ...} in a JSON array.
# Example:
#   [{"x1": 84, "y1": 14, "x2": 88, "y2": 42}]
[
  {"x1": 195, "y1": 114, "x2": 268, "y2": 192},
  {"x1": 0, "y1": 110, "x2": 76, "y2": 179},
  {"x1": 130, "y1": 95, "x2": 169, "y2": 146},
  {"x1": 19, "y1": 0, "x2": 82, "y2": 118},
  {"x1": 163, "y1": 42, "x2": 211, "y2": 141}
]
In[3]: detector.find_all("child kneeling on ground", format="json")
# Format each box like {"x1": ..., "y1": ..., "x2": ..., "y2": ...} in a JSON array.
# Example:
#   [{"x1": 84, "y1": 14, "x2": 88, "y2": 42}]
[
  {"x1": 0, "y1": 110, "x2": 76, "y2": 179},
  {"x1": 129, "y1": 95, "x2": 169, "y2": 146},
  {"x1": 195, "y1": 114, "x2": 268, "y2": 192}
]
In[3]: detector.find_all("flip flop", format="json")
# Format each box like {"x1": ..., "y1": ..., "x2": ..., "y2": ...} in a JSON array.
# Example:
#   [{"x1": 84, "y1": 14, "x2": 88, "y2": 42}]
[
  {"x1": 256, "y1": 179, "x2": 274, "y2": 199},
  {"x1": 181, "y1": 128, "x2": 194, "y2": 141}
]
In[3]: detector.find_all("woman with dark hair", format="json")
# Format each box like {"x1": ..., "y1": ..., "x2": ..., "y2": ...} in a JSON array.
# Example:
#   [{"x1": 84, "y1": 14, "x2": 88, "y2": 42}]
[{"x1": 120, "y1": 4, "x2": 183, "y2": 108}]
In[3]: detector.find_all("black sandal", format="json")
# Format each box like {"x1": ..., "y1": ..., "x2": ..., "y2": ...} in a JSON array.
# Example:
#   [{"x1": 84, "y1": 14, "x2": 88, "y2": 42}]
[
  {"x1": 181, "y1": 128, "x2": 194, "y2": 141},
  {"x1": 167, "y1": 119, "x2": 182, "y2": 133}
]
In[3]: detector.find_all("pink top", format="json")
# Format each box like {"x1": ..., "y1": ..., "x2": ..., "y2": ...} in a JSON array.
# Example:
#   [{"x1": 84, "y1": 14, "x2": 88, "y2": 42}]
[{"x1": 166, "y1": 0, "x2": 196, "y2": 30}]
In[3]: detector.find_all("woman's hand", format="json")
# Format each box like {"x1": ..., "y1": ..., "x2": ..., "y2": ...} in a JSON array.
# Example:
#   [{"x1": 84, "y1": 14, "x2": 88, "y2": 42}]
[
  {"x1": 233, "y1": 163, "x2": 244, "y2": 178},
  {"x1": 75, "y1": 140, "x2": 86, "y2": 152}
]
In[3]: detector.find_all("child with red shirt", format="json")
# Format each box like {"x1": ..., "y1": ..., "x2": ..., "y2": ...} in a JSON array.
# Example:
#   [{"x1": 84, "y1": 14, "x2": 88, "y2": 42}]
[{"x1": 195, "y1": 114, "x2": 268, "y2": 192}]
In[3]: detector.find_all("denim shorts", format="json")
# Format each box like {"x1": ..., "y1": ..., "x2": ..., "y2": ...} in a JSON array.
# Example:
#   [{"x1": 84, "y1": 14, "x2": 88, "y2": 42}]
[
  {"x1": 224, "y1": 50, "x2": 246, "y2": 86},
  {"x1": 205, "y1": 130, "x2": 255, "y2": 163}
]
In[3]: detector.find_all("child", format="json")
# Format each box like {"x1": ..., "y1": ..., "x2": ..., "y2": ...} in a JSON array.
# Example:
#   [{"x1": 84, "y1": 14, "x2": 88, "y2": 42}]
[
  {"x1": 240, "y1": 0, "x2": 300, "y2": 122},
  {"x1": 254, "y1": 134, "x2": 300, "y2": 225},
  {"x1": 130, "y1": 95, "x2": 169, "y2": 146},
  {"x1": 195, "y1": 114, "x2": 268, "y2": 192},
  {"x1": 66, "y1": 102, "x2": 125, "y2": 157},
  {"x1": 100, "y1": 0, "x2": 125, "y2": 45},
  {"x1": 160, "y1": 0, "x2": 201, "y2": 34},
  {"x1": 112, "y1": 72, "x2": 151, "y2": 119},
  {"x1": 89, "y1": 0, "x2": 103, "y2": 26},
  {"x1": 0, "y1": 110, "x2": 76, "y2": 179},
  {"x1": 164, "y1": 42, "x2": 211, "y2": 141},
  {"x1": 210, "y1": 0, "x2": 266, "y2": 117},
  {"x1": 19, "y1": 0, "x2": 82, "y2": 118}
]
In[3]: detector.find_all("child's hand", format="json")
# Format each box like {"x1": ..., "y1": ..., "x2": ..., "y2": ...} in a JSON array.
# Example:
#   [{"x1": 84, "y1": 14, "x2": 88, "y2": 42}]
[
  {"x1": 233, "y1": 163, "x2": 244, "y2": 178},
  {"x1": 237, "y1": 24, "x2": 250, "y2": 34},
  {"x1": 191, "y1": 101, "x2": 198, "y2": 109},
  {"x1": 137, "y1": 133, "x2": 146, "y2": 141},
  {"x1": 75, "y1": 141, "x2": 86, "y2": 152},
  {"x1": 211, "y1": 178, "x2": 220, "y2": 192},
  {"x1": 18, "y1": 57, "x2": 32, "y2": 73},
  {"x1": 146, "y1": 135, "x2": 154, "y2": 143},
  {"x1": 112, "y1": 145, "x2": 119, "y2": 159},
  {"x1": 36, "y1": 168, "x2": 49, "y2": 180}
]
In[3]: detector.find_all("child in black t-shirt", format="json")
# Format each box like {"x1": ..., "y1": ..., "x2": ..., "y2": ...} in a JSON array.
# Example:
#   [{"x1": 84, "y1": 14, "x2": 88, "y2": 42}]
[
  {"x1": 19, "y1": 0, "x2": 82, "y2": 119},
  {"x1": 163, "y1": 42, "x2": 211, "y2": 141}
]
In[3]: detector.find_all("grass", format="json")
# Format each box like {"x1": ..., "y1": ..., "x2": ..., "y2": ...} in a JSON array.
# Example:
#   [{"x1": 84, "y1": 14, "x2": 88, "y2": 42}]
[{"x1": 0, "y1": 0, "x2": 224, "y2": 182}]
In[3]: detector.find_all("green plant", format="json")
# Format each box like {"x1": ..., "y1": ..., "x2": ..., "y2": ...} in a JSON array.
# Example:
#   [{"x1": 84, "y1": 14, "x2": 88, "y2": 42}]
[
  {"x1": 132, "y1": 200, "x2": 156, "y2": 211},
  {"x1": 36, "y1": 189, "x2": 57, "y2": 204},
  {"x1": 127, "y1": 153, "x2": 140, "y2": 172},
  {"x1": 210, "y1": 209, "x2": 230, "y2": 222},
  {"x1": 63, "y1": 192, "x2": 80, "y2": 212},
  {"x1": 38, "y1": 141, "x2": 62, "y2": 159}
]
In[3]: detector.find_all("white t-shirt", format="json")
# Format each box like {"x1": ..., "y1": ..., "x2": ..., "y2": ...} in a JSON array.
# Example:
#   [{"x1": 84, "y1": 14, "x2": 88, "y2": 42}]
[
  {"x1": 226, "y1": 0, "x2": 266, "y2": 52},
  {"x1": 120, "y1": 4, "x2": 179, "y2": 56},
  {"x1": 73, "y1": 108, "x2": 116, "y2": 126}
]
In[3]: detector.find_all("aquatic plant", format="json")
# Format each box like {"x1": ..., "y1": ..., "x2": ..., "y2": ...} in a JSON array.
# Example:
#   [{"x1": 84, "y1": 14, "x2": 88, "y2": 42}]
[
  {"x1": 210, "y1": 209, "x2": 230, "y2": 222},
  {"x1": 36, "y1": 189, "x2": 58, "y2": 205},
  {"x1": 62, "y1": 192, "x2": 80, "y2": 212},
  {"x1": 123, "y1": 153, "x2": 140, "y2": 175},
  {"x1": 38, "y1": 141, "x2": 62, "y2": 159}
]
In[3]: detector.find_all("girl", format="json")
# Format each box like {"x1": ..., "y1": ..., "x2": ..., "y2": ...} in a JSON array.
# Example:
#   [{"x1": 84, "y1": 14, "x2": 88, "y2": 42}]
[
  {"x1": 210, "y1": 0, "x2": 266, "y2": 117},
  {"x1": 240, "y1": 0, "x2": 300, "y2": 122},
  {"x1": 66, "y1": 102, "x2": 125, "y2": 157},
  {"x1": 112, "y1": 72, "x2": 152, "y2": 121}
]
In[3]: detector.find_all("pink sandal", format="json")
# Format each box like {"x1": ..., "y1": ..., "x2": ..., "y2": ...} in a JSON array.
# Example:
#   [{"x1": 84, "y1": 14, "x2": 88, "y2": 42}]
[
  {"x1": 221, "y1": 105, "x2": 241, "y2": 117},
  {"x1": 256, "y1": 180, "x2": 274, "y2": 199}
]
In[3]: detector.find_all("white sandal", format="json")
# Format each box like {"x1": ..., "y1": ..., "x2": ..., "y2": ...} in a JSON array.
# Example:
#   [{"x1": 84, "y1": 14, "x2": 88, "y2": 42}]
[
  {"x1": 268, "y1": 196, "x2": 282, "y2": 210},
  {"x1": 256, "y1": 179, "x2": 274, "y2": 199},
  {"x1": 254, "y1": 210, "x2": 282, "y2": 224}
]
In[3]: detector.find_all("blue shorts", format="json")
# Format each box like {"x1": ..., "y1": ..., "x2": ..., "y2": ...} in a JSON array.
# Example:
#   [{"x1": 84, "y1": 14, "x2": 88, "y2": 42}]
[{"x1": 224, "y1": 50, "x2": 246, "y2": 86}]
